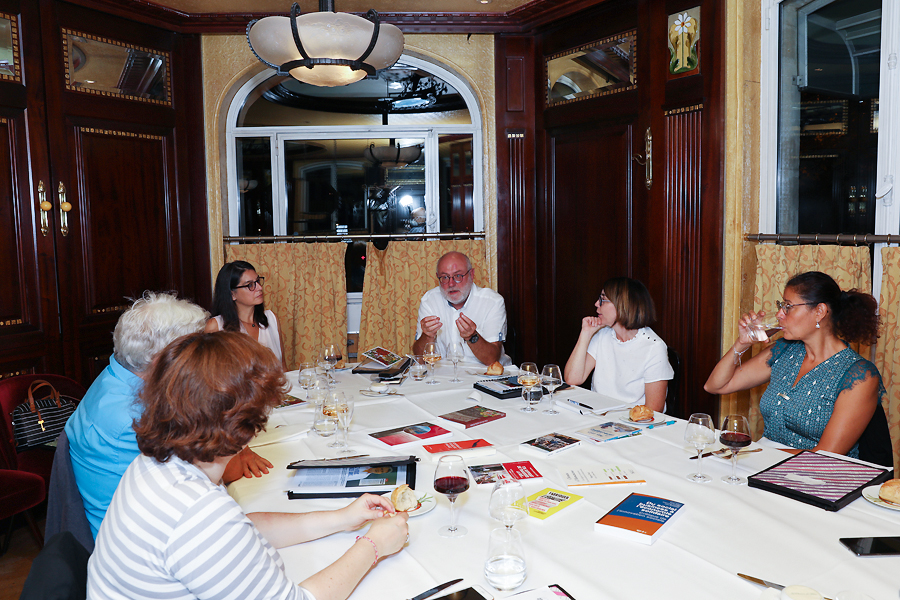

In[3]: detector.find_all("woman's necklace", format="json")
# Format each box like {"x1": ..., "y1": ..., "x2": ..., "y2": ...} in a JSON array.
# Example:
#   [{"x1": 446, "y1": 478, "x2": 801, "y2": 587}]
[{"x1": 240, "y1": 319, "x2": 257, "y2": 329}]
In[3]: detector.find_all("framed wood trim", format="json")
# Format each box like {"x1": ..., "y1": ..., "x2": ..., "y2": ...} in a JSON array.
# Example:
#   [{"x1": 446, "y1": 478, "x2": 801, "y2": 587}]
[
  {"x1": 62, "y1": 28, "x2": 173, "y2": 106},
  {"x1": 78, "y1": 126, "x2": 165, "y2": 140},
  {"x1": 0, "y1": 11, "x2": 21, "y2": 83}
]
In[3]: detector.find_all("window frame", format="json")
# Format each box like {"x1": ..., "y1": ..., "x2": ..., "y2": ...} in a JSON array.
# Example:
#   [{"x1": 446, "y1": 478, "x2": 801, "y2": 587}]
[
  {"x1": 759, "y1": 0, "x2": 900, "y2": 295},
  {"x1": 225, "y1": 55, "x2": 484, "y2": 238}
]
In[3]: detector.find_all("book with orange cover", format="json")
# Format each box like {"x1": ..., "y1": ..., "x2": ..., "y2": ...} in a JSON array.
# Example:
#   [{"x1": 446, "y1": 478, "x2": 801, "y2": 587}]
[{"x1": 594, "y1": 492, "x2": 684, "y2": 545}]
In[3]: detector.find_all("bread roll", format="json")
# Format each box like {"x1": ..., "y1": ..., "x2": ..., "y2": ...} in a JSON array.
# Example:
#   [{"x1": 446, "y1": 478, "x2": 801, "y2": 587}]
[
  {"x1": 629, "y1": 405, "x2": 654, "y2": 422},
  {"x1": 486, "y1": 361, "x2": 504, "y2": 376},
  {"x1": 391, "y1": 484, "x2": 419, "y2": 511},
  {"x1": 879, "y1": 479, "x2": 900, "y2": 505}
]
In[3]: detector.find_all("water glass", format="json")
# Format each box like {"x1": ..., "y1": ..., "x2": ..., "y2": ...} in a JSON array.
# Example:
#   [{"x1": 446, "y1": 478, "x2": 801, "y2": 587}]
[
  {"x1": 410, "y1": 355, "x2": 428, "y2": 381},
  {"x1": 484, "y1": 527, "x2": 527, "y2": 591},
  {"x1": 520, "y1": 385, "x2": 542, "y2": 413},
  {"x1": 314, "y1": 393, "x2": 338, "y2": 438}
]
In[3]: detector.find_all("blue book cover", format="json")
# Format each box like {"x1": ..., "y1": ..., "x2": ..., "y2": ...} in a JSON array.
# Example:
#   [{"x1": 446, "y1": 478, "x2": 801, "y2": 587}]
[{"x1": 594, "y1": 493, "x2": 684, "y2": 545}]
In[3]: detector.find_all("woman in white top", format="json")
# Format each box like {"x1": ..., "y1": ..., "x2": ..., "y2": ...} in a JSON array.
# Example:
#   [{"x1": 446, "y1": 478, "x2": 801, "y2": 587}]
[
  {"x1": 206, "y1": 260, "x2": 286, "y2": 369},
  {"x1": 564, "y1": 277, "x2": 673, "y2": 411},
  {"x1": 88, "y1": 332, "x2": 408, "y2": 600}
]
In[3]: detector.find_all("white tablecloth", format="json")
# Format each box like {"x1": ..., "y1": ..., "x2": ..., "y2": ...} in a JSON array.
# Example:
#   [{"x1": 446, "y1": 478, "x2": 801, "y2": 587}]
[{"x1": 229, "y1": 362, "x2": 899, "y2": 600}]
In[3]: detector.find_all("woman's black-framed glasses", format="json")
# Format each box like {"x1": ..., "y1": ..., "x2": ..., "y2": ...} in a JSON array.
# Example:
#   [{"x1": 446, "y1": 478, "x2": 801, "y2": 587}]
[
  {"x1": 775, "y1": 300, "x2": 815, "y2": 313},
  {"x1": 233, "y1": 276, "x2": 265, "y2": 291}
]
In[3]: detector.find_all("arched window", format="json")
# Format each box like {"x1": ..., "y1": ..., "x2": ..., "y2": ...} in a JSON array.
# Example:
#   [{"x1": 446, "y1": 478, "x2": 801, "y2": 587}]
[{"x1": 224, "y1": 55, "x2": 483, "y2": 239}]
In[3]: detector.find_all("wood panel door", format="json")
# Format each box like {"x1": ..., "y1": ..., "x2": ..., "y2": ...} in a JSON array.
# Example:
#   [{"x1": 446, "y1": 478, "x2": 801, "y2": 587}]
[
  {"x1": 0, "y1": 0, "x2": 208, "y2": 385},
  {"x1": 544, "y1": 122, "x2": 634, "y2": 369},
  {"x1": 0, "y1": 0, "x2": 62, "y2": 378}
]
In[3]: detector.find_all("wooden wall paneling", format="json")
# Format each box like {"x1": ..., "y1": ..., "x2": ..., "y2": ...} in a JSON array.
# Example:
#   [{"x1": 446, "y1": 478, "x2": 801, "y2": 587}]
[{"x1": 495, "y1": 35, "x2": 538, "y2": 364}]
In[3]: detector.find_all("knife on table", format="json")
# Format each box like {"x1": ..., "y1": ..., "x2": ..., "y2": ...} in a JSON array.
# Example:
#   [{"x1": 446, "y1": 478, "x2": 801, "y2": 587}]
[
  {"x1": 691, "y1": 448, "x2": 763, "y2": 459},
  {"x1": 409, "y1": 578, "x2": 463, "y2": 600},
  {"x1": 737, "y1": 573, "x2": 833, "y2": 600}
]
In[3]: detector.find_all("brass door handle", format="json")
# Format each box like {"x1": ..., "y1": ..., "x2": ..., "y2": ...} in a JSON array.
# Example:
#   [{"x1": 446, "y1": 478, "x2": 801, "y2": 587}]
[
  {"x1": 58, "y1": 182, "x2": 72, "y2": 236},
  {"x1": 631, "y1": 127, "x2": 652, "y2": 189},
  {"x1": 38, "y1": 181, "x2": 51, "y2": 236}
]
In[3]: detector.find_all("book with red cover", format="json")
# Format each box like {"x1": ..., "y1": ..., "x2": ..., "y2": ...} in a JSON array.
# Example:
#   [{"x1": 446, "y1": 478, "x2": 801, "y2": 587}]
[
  {"x1": 439, "y1": 405, "x2": 506, "y2": 428},
  {"x1": 595, "y1": 492, "x2": 684, "y2": 545},
  {"x1": 422, "y1": 439, "x2": 496, "y2": 460},
  {"x1": 369, "y1": 422, "x2": 452, "y2": 446}
]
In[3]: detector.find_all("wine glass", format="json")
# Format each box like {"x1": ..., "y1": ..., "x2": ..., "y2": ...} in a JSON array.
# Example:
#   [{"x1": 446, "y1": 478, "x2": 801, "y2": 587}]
[
  {"x1": 448, "y1": 341, "x2": 465, "y2": 383},
  {"x1": 423, "y1": 342, "x2": 442, "y2": 386},
  {"x1": 315, "y1": 391, "x2": 338, "y2": 439},
  {"x1": 336, "y1": 397, "x2": 355, "y2": 453},
  {"x1": 684, "y1": 413, "x2": 716, "y2": 483},
  {"x1": 517, "y1": 363, "x2": 540, "y2": 413},
  {"x1": 321, "y1": 343, "x2": 342, "y2": 384},
  {"x1": 489, "y1": 479, "x2": 528, "y2": 531},
  {"x1": 307, "y1": 375, "x2": 330, "y2": 431},
  {"x1": 720, "y1": 414, "x2": 752, "y2": 485},
  {"x1": 433, "y1": 455, "x2": 470, "y2": 537},
  {"x1": 541, "y1": 364, "x2": 562, "y2": 415},
  {"x1": 298, "y1": 363, "x2": 316, "y2": 398}
]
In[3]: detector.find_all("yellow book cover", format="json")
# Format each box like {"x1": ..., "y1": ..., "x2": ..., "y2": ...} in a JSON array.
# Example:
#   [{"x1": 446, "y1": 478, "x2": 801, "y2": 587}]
[{"x1": 525, "y1": 488, "x2": 584, "y2": 520}]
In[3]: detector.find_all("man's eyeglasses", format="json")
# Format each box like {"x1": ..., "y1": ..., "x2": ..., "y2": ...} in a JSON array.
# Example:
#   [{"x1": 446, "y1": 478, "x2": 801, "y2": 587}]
[
  {"x1": 233, "y1": 276, "x2": 265, "y2": 292},
  {"x1": 437, "y1": 269, "x2": 472, "y2": 285},
  {"x1": 775, "y1": 300, "x2": 815, "y2": 313}
]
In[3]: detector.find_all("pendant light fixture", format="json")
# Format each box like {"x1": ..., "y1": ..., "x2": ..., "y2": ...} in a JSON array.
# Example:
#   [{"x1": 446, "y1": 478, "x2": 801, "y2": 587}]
[{"x1": 247, "y1": 1, "x2": 405, "y2": 88}]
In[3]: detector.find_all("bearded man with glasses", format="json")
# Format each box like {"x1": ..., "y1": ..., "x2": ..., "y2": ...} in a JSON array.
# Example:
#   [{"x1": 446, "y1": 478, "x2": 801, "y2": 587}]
[{"x1": 412, "y1": 251, "x2": 509, "y2": 366}]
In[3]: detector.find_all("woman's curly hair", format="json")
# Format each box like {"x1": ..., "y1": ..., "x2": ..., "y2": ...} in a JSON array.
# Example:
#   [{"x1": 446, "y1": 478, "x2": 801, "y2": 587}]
[
  {"x1": 134, "y1": 332, "x2": 287, "y2": 464},
  {"x1": 787, "y1": 271, "x2": 880, "y2": 345}
]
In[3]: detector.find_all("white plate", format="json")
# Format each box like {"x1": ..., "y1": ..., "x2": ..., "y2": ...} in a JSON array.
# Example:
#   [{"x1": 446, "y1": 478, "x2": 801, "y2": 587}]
[
  {"x1": 381, "y1": 491, "x2": 436, "y2": 517},
  {"x1": 861, "y1": 485, "x2": 900, "y2": 511},
  {"x1": 358, "y1": 389, "x2": 400, "y2": 397},
  {"x1": 618, "y1": 412, "x2": 667, "y2": 426}
]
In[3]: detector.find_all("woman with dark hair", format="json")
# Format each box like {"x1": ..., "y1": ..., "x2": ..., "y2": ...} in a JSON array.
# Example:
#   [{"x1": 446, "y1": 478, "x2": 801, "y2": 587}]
[
  {"x1": 564, "y1": 277, "x2": 673, "y2": 411},
  {"x1": 705, "y1": 271, "x2": 892, "y2": 466},
  {"x1": 88, "y1": 332, "x2": 408, "y2": 600},
  {"x1": 206, "y1": 260, "x2": 286, "y2": 368}
]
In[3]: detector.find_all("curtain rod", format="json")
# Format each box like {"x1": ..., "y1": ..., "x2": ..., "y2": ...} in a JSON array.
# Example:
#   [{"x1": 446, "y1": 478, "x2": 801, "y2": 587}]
[
  {"x1": 223, "y1": 232, "x2": 486, "y2": 243},
  {"x1": 745, "y1": 233, "x2": 900, "y2": 245}
]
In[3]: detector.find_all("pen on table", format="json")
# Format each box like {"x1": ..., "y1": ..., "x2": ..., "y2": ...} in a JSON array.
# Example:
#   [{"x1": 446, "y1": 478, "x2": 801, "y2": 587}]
[
  {"x1": 645, "y1": 420, "x2": 676, "y2": 430},
  {"x1": 320, "y1": 454, "x2": 369, "y2": 461},
  {"x1": 567, "y1": 399, "x2": 596, "y2": 411}
]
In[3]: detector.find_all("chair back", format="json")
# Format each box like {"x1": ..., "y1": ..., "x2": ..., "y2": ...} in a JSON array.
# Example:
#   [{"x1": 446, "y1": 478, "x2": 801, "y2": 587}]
[
  {"x1": 0, "y1": 375, "x2": 86, "y2": 470},
  {"x1": 858, "y1": 403, "x2": 894, "y2": 471},
  {"x1": 19, "y1": 531, "x2": 90, "y2": 600},
  {"x1": 45, "y1": 430, "x2": 94, "y2": 553}
]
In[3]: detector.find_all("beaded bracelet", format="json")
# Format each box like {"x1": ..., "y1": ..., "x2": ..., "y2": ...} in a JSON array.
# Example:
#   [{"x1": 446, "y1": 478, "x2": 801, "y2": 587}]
[{"x1": 356, "y1": 535, "x2": 378, "y2": 567}]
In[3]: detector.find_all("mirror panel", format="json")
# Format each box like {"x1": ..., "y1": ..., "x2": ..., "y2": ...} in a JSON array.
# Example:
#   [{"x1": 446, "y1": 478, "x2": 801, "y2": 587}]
[
  {"x1": 0, "y1": 13, "x2": 20, "y2": 82},
  {"x1": 63, "y1": 29, "x2": 170, "y2": 105},
  {"x1": 546, "y1": 30, "x2": 637, "y2": 106}
]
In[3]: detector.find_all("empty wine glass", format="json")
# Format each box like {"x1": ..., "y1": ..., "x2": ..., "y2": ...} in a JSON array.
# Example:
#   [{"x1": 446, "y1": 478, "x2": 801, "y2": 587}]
[
  {"x1": 448, "y1": 341, "x2": 465, "y2": 383},
  {"x1": 541, "y1": 364, "x2": 562, "y2": 415},
  {"x1": 720, "y1": 414, "x2": 752, "y2": 485},
  {"x1": 518, "y1": 363, "x2": 540, "y2": 413},
  {"x1": 423, "y1": 342, "x2": 441, "y2": 386},
  {"x1": 684, "y1": 413, "x2": 716, "y2": 484},
  {"x1": 336, "y1": 397, "x2": 355, "y2": 453},
  {"x1": 434, "y1": 455, "x2": 470, "y2": 537},
  {"x1": 489, "y1": 479, "x2": 527, "y2": 531},
  {"x1": 298, "y1": 363, "x2": 316, "y2": 398}
]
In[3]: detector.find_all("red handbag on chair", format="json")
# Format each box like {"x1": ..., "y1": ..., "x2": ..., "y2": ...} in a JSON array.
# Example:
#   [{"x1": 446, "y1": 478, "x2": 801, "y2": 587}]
[{"x1": 11, "y1": 380, "x2": 80, "y2": 451}]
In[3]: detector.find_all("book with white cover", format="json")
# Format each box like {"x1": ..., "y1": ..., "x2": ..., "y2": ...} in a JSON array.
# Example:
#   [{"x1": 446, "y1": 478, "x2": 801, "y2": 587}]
[{"x1": 561, "y1": 464, "x2": 645, "y2": 486}]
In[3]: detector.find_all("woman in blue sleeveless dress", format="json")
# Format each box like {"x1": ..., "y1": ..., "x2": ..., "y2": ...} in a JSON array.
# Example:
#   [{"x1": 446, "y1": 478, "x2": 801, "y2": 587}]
[{"x1": 705, "y1": 272, "x2": 891, "y2": 466}]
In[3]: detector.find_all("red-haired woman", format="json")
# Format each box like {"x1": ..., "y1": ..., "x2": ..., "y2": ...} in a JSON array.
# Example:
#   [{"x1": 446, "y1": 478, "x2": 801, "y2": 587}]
[{"x1": 88, "y1": 332, "x2": 408, "y2": 600}]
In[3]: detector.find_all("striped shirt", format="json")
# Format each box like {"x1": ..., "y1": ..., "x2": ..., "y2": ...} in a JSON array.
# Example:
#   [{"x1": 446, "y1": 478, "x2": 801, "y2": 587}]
[{"x1": 88, "y1": 454, "x2": 313, "y2": 600}]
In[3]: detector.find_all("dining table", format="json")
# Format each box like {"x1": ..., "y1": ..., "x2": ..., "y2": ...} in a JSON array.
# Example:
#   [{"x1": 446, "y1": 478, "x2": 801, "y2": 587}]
[{"x1": 228, "y1": 360, "x2": 899, "y2": 600}]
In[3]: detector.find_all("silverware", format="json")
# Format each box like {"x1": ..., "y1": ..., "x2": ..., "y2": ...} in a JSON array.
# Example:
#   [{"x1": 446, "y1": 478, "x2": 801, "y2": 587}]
[
  {"x1": 691, "y1": 447, "x2": 763, "y2": 460},
  {"x1": 737, "y1": 573, "x2": 833, "y2": 600},
  {"x1": 408, "y1": 578, "x2": 463, "y2": 600}
]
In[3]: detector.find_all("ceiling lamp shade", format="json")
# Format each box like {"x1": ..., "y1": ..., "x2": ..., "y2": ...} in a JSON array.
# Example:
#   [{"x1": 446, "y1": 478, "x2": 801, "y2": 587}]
[
  {"x1": 364, "y1": 143, "x2": 422, "y2": 168},
  {"x1": 247, "y1": 1, "x2": 404, "y2": 88}
]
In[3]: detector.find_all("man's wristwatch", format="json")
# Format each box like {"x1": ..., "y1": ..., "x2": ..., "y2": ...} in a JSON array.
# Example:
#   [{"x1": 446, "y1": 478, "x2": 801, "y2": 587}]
[{"x1": 468, "y1": 333, "x2": 480, "y2": 344}]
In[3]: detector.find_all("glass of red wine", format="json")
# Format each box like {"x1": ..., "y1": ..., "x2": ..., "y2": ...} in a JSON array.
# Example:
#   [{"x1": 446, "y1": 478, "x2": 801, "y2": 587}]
[
  {"x1": 434, "y1": 454, "x2": 470, "y2": 537},
  {"x1": 720, "y1": 414, "x2": 752, "y2": 485}
]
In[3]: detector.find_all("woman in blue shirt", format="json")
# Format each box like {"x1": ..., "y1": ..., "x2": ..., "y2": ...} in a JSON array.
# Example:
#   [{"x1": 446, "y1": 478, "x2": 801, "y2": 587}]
[{"x1": 705, "y1": 271, "x2": 891, "y2": 466}]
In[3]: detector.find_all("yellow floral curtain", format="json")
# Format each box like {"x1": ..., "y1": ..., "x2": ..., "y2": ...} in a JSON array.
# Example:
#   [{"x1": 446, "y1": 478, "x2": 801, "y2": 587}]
[
  {"x1": 749, "y1": 244, "x2": 872, "y2": 437},
  {"x1": 226, "y1": 243, "x2": 347, "y2": 369},
  {"x1": 876, "y1": 246, "x2": 900, "y2": 474},
  {"x1": 358, "y1": 240, "x2": 487, "y2": 357}
]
